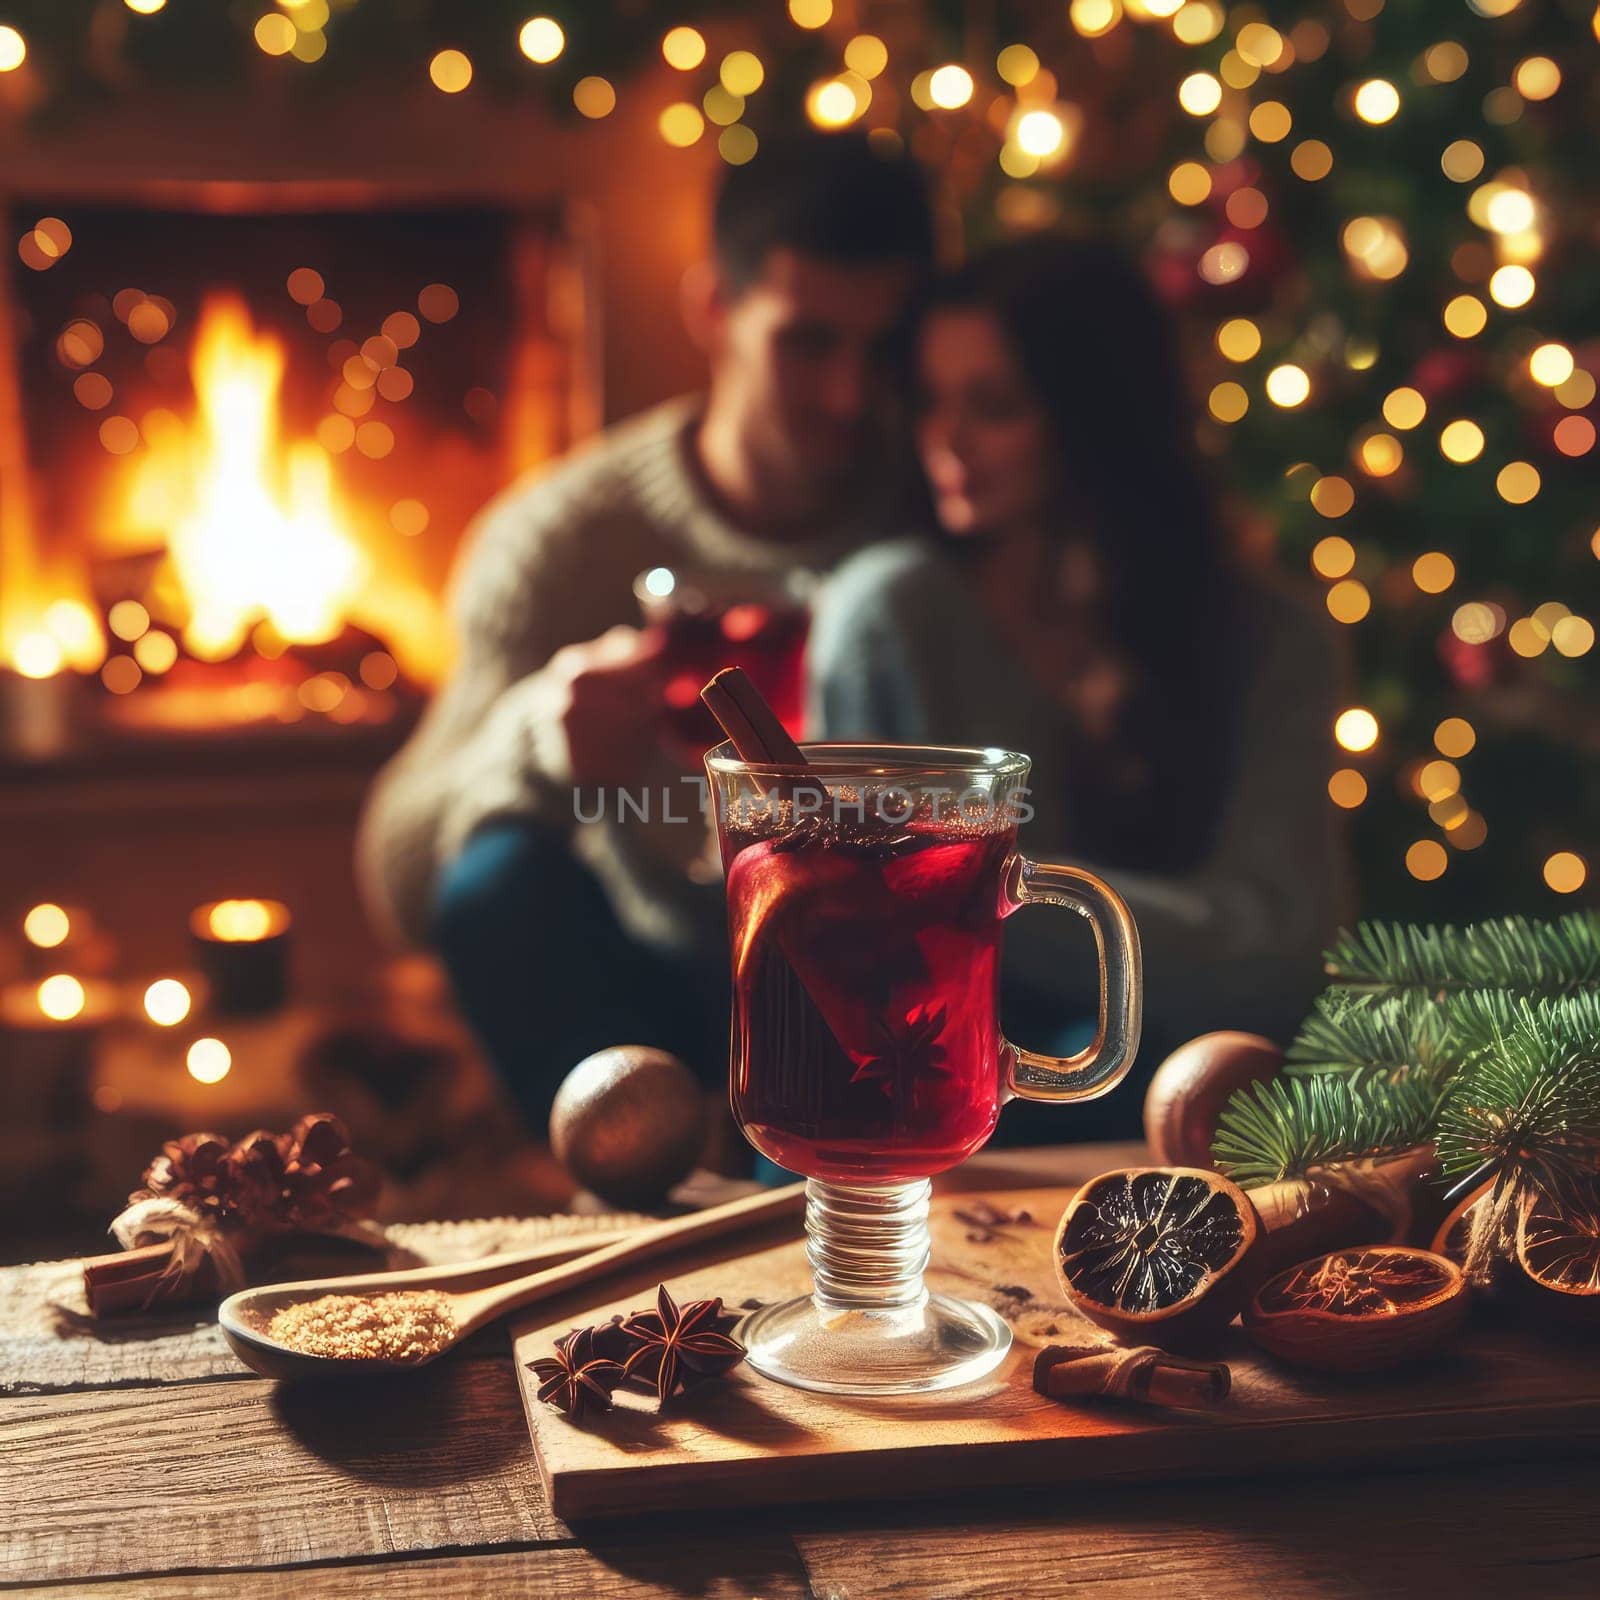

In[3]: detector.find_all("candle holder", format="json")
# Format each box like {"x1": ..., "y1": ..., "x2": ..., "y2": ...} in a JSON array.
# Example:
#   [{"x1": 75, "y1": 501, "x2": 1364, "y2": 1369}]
[
  {"x1": 190, "y1": 899, "x2": 291, "y2": 1016},
  {"x1": 0, "y1": 667, "x2": 84, "y2": 763},
  {"x1": 0, "y1": 974, "x2": 112, "y2": 1126}
]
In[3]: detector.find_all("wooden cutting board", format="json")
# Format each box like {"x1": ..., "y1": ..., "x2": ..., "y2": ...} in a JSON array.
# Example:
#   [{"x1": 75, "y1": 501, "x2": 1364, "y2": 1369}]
[{"x1": 512, "y1": 1185, "x2": 1600, "y2": 1521}]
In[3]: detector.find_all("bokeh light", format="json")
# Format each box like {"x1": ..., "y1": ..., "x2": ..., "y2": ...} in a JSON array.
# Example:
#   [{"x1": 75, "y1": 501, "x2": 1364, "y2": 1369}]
[
  {"x1": 1290, "y1": 140, "x2": 1333, "y2": 181},
  {"x1": 1405, "y1": 840, "x2": 1448, "y2": 881},
  {"x1": 1328, "y1": 769, "x2": 1368, "y2": 809},
  {"x1": 1528, "y1": 343, "x2": 1574, "y2": 386},
  {"x1": 721, "y1": 51, "x2": 764, "y2": 96},
  {"x1": 996, "y1": 44, "x2": 1039, "y2": 87},
  {"x1": 23, "y1": 904, "x2": 70, "y2": 948},
  {"x1": 144, "y1": 979, "x2": 192, "y2": 1027},
  {"x1": 37, "y1": 975, "x2": 87, "y2": 1021},
  {"x1": 573, "y1": 76, "x2": 616, "y2": 118},
  {"x1": 1488, "y1": 264, "x2": 1535, "y2": 307},
  {"x1": 1326, "y1": 580, "x2": 1371, "y2": 623},
  {"x1": 1178, "y1": 73, "x2": 1222, "y2": 115},
  {"x1": 1335, "y1": 707, "x2": 1379, "y2": 752},
  {"x1": 928, "y1": 65, "x2": 974, "y2": 109},
  {"x1": 661, "y1": 26, "x2": 705, "y2": 70},
  {"x1": 1496, "y1": 461, "x2": 1540, "y2": 503},
  {"x1": 1353, "y1": 79, "x2": 1400, "y2": 124},
  {"x1": 846, "y1": 35, "x2": 889, "y2": 79},
  {"x1": 1440, "y1": 140, "x2": 1485, "y2": 182},
  {"x1": 1411, "y1": 552, "x2": 1456, "y2": 593},
  {"x1": 1543, "y1": 852, "x2": 1587, "y2": 894},
  {"x1": 1310, "y1": 475, "x2": 1354, "y2": 518},
  {"x1": 1382, "y1": 387, "x2": 1427, "y2": 430},
  {"x1": 1443, "y1": 295, "x2": 1487, "y2": 338},
  {"x1": 1265, "y1": 364, "x2": 1310, "y2": 407},
  {"x1": 429, "y1": 49, "x2": 472, "y2": 93},
  {"x1": 1311, "y1": 535, "x2": 1355, "y2": 579},
  {"x1": 187, "y1": 1037, "x2": 233, "y2": 1085},
  {"x1": 1168, "y1": 162, "x2": 1211, "y2": 205},
  {"x1": 518, "y1": 18, "x2": 564, "y2": 63},
  {"x1": 1439, "y1": 420, "x2": 1485, "y2": 462}
]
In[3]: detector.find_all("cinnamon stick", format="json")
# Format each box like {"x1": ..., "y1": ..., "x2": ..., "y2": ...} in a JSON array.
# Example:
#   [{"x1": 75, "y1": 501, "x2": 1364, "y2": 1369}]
[
  {"x1": 1248, "y1": 1145, "x2": 1442, "y2": 1279},
  {"x1": 82, "y1": 1242, "x2": 216, "y2": 1316},
  {"x1": 700, "y1": 667, "x2": 810, "y2": 768},
  {"x1": 1033, "y1": 1342, "x2": 1230, "y2": 1411}
]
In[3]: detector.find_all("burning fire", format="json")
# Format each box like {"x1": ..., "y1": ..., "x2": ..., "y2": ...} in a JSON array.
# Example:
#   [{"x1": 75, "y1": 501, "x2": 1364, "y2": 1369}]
[
  {"x1": 165, "y1": 303, "x2": 366, "y2": 660},
  {"x1": 126, "y1": 296, "x2": 449, "y2": 672},
  {"x1": 1, "y1": 295, "x2": 446, "y2": 692}
]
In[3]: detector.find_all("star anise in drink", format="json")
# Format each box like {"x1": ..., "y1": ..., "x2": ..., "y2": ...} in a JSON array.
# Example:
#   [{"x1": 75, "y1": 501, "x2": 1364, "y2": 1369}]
[
  {"x1": 619, "y1": 1284, "x2": 747, "y2": 1404},
  {"x1": 850, "y1": 1003, "x2": 951, "y2": 1101},
  {"x1": 527, "y1": 1326, "x2": 627, "y2": 1421}
]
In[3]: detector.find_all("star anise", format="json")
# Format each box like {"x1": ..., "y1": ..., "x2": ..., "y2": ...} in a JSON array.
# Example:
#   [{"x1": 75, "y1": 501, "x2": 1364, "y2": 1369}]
[
  {"x1": 850, "y1": 1003, "x2": 951, "y2": 1101},
  {"x1": 620, "y1": 1284, "x2": 747, "y2": 1403},
  {"x1": 528, "y1": 1326, "x2": 626, "y2": 1420}
]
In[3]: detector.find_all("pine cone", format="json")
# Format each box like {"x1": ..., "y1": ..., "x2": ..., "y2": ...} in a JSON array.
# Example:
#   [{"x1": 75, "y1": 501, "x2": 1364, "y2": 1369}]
[
  {"x1": 223, "y1": 1129, "x2": 292, "y2": 1227},
  {"x1": 281, "y1": 1113, "x2": 380, "y2": 1226},
  {"x1": 136, "y1": 1132, "x2": 234, "y2": 1221},
  {"x1": 130, "y1": 1116, "x2": 379, "y2": 1236}
]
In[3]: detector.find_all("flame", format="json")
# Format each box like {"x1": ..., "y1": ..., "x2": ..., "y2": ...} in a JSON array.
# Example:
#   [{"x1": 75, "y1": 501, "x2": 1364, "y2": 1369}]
[
  {"x1": 164, "y1": 300, "x2": 366, "y2": 661},
  {"x1": 115, "y1": 297, "x2": 444, "y2": 679},
  {"x1": 0, "y1": 478, "x2": 105, "y2": 677}
]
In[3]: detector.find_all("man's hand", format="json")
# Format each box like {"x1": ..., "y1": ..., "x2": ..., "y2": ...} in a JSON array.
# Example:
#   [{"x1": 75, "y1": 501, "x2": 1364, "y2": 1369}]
[{"x1": 542, "y1": 623, "x2": 670, "y2": 787}]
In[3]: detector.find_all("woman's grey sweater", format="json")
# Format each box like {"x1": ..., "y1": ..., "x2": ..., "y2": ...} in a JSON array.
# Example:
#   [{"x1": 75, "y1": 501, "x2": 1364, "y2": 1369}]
[{"x1": 806, "y1": 539, "x2": 1353, "y2": 1046}]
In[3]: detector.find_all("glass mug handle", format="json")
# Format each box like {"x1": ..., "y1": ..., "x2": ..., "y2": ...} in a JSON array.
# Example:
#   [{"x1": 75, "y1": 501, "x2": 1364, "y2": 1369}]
[{"x1": 1000, "y1": 855, "x2": 1143, "y2": 1103}]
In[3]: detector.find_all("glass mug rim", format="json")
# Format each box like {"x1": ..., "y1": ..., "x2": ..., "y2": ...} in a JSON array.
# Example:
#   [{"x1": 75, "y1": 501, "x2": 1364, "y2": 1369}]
[{"x1": 705, "y1": 739, "x2": 1031, "y2": 783}]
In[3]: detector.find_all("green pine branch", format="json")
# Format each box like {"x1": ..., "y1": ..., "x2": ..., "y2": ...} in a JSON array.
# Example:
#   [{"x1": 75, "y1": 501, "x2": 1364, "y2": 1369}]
[
  {"x1": 1435, "y1": 993, "x2": 1600, "y2": 1203},
  {"x1": 1217, "y1": 919, "x2": 1600, "y2": 1198},
  {"x1": 1285, "y1": 988, "x2": 1453, "y2": 1082},
  {"x1": 1212, "y1": 1072, "x2": 1442, "y2": 1189},
  {"x1": 1323, "y1": 912, "x2": 1600, "y2": 995}
]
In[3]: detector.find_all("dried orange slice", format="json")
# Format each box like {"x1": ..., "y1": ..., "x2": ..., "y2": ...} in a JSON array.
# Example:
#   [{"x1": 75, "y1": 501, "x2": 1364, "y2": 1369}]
[
  {"x1": 1245, "y1": 1246, "x2": 1466, "y2": 1372},
  {"x1": 1515, "y1": 1181, "x2": 1600, "y2": 1323},
  {"x1": 1054, "y1": 1167, "x2": 1259, "y2": 1349},
  {"x1": 1430, "y1": 1183, "x2": 1487, "y2": 1263}
]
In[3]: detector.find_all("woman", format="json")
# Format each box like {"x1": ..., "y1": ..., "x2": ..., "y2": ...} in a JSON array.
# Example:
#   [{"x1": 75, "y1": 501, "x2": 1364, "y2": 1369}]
[{"x1": 807, "y1": 235, "x2": 1349, "y2": 1128}]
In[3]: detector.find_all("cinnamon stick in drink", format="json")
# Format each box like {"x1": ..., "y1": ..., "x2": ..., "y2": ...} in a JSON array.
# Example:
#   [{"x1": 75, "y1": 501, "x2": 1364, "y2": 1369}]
[{"x1": 700, "y1": 666, "x2": 811, "y2": 768}]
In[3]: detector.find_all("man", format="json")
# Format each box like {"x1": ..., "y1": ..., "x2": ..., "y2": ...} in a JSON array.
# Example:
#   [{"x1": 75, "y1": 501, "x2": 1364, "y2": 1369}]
[{"x1": 357, "y1": 133, "x2": 934, "y2": 1124}]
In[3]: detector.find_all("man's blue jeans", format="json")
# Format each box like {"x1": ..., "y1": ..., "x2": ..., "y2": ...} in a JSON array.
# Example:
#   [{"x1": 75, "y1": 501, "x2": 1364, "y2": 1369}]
[{"x1": 432, "y1": 821, "x2": 728, "y2": 1132}]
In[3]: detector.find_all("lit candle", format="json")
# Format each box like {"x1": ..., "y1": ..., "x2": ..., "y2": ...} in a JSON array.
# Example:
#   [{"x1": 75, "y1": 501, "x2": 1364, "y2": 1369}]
[
  {"x1": 0, "y1": 973, "x2": 113, "y2": 1126},
  {"x1": 0, "y1": 651, "x2": 83, "y2": 762},
  {"x1": 190, "y1": 899, "x2": 290, "y2": 1016}
]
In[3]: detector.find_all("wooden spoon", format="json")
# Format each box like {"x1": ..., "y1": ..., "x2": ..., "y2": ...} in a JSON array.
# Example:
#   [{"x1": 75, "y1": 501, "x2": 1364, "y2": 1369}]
[{"x1": 218, "y1": 1183, "x2": 805, "y2": 1380}]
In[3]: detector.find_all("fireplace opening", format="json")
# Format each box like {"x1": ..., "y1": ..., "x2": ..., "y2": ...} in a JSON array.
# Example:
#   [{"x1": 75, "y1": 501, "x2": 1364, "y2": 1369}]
[{"x1": 2, "y1": 200, "x2": 590, "y2": 758}]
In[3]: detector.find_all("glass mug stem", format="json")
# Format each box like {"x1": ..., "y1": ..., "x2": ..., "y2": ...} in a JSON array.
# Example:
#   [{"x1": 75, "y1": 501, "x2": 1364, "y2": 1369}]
[{"x1": 806, "y1": 1178, "x2": 932, "y2": 1314}]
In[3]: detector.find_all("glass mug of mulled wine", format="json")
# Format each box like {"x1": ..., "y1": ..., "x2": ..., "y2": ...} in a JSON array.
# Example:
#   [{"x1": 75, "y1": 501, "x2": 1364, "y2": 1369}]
[
  {"x1": 635, "y1": 566, "x2": 812, "y2": 763},
  {"x1": 705, "y1": 743, "x2": 1142, "y2": 1395}
]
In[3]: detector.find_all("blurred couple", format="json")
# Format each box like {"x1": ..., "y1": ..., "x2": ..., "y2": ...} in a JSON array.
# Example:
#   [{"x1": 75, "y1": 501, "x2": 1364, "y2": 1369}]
[{"x1": 358, "y1": 132, "x2": 1347, "y2": 1142}]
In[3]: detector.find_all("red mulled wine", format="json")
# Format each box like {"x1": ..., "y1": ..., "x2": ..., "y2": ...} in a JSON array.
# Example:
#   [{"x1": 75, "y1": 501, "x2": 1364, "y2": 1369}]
[
  {"x1": 721, "y1": 810, "x2": 1016, "y2": 1183},
  {"x1": 655, "y1": 599, "x2": 808, "y2": 758}
]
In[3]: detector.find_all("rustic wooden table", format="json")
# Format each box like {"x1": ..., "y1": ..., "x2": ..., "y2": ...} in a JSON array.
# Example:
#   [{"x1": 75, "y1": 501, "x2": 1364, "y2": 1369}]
[{"x1": 4, "y1": 1142, "x2": 1597, "y2": 1599}]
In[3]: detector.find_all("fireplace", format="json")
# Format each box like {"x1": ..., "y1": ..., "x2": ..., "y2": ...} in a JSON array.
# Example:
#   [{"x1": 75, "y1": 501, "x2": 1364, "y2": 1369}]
[{"x1": 1, "y1": 194, "x2": 596, "y2": 762}]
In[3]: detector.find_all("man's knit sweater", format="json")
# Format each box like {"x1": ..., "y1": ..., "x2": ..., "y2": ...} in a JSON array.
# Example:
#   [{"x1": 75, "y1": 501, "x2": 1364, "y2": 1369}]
[{"x1": 356, "y1": 397, "x2": 869, "y2": 952}]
